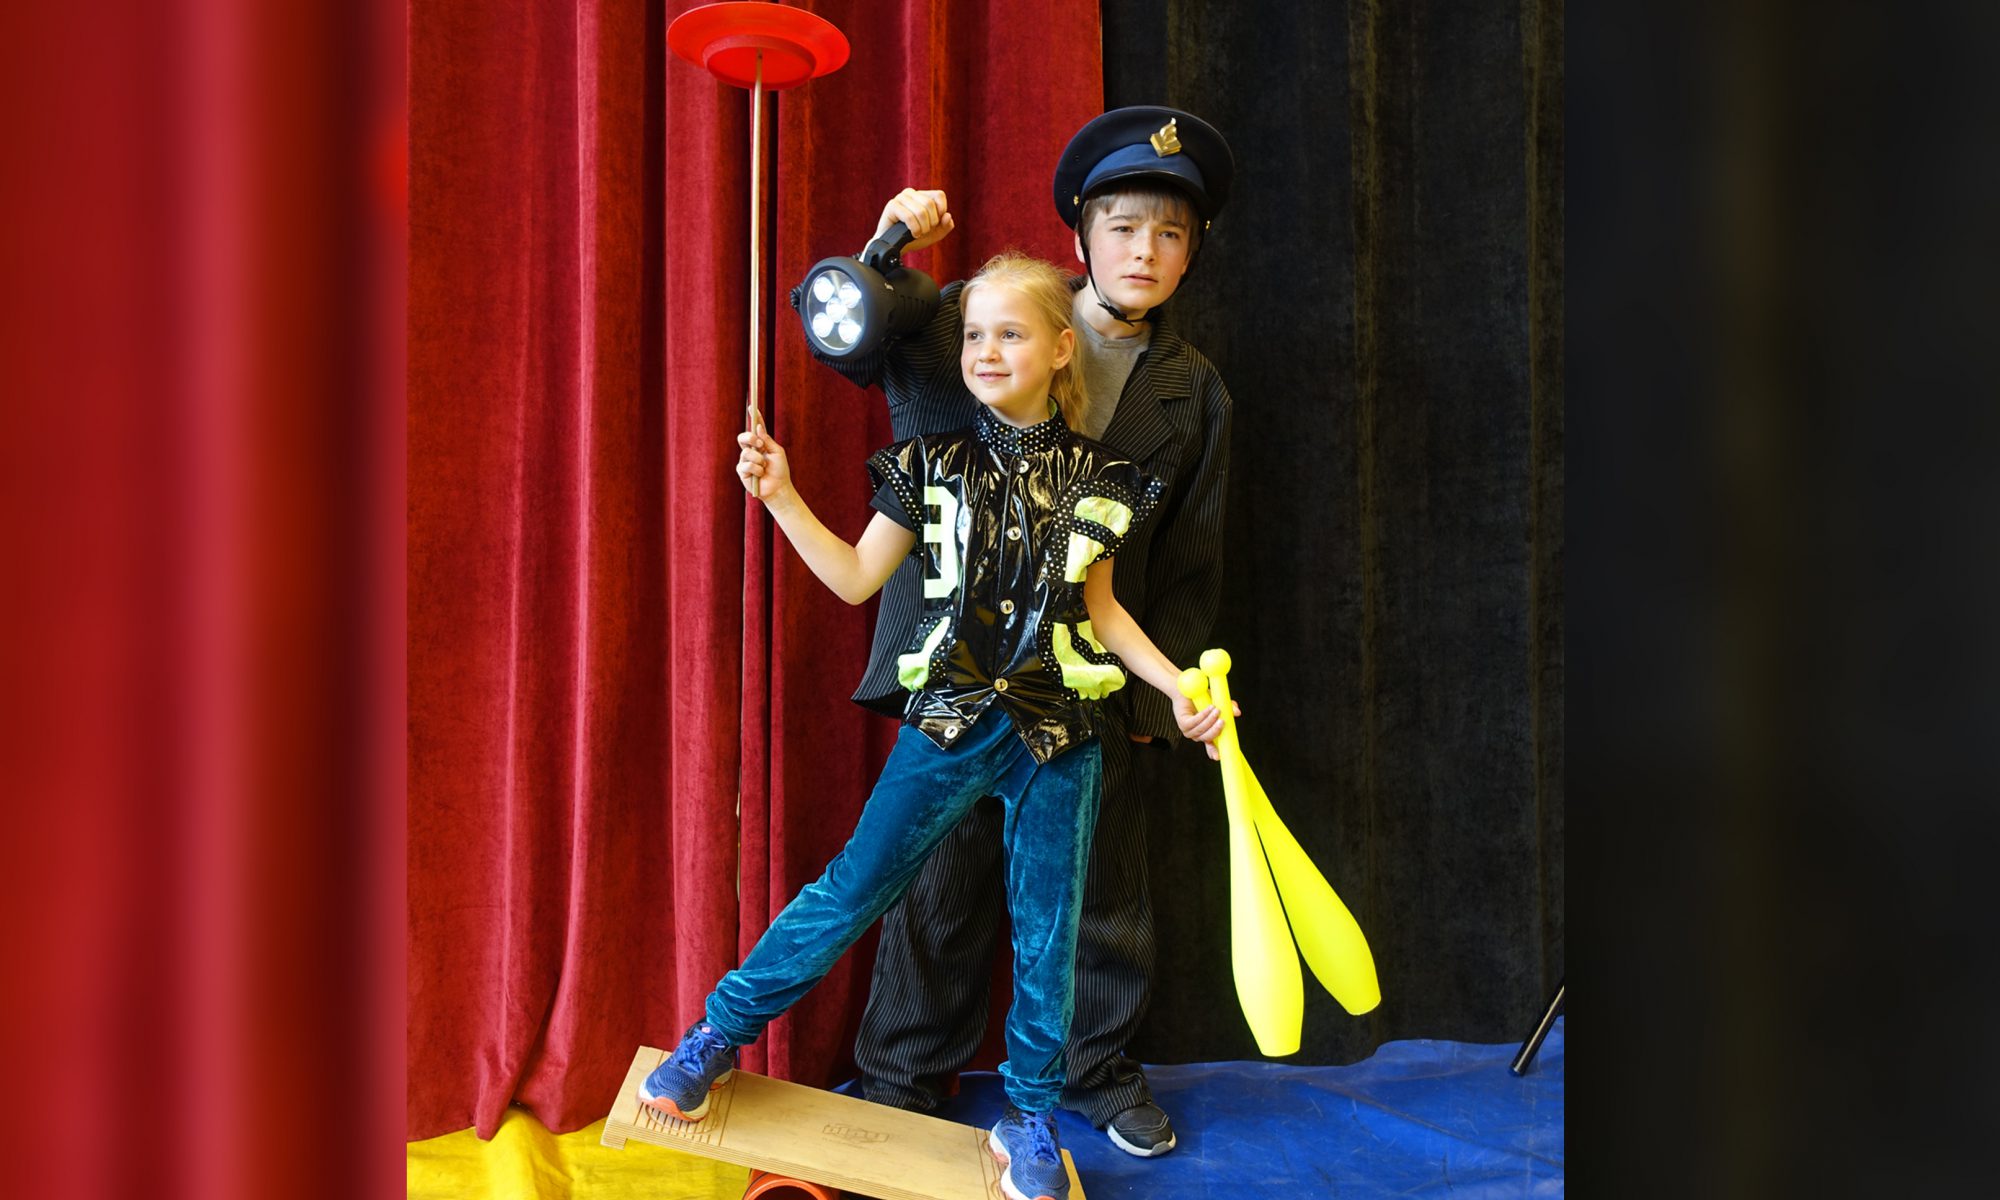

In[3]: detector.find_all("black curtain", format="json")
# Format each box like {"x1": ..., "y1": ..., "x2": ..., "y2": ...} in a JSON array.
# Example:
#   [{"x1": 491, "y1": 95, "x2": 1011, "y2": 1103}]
[{"x1": 1102, "y1": 0, "x2": 1564, "y2": 1064}]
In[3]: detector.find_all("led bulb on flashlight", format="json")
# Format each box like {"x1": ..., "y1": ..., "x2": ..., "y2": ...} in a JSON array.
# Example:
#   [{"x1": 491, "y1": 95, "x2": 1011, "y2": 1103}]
[{"x1": 795, "y1": 229, "x2": 938, "y2": 358}]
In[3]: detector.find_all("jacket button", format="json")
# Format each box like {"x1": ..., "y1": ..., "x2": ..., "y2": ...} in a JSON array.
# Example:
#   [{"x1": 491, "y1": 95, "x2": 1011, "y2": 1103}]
[
  {"x1": 1006, "y1": 526, "x2": 1022, "y2": 541},
  {"x1": 1016, "y1": 460, "x2": 1030, "y2": 474},
  {"x1": 1000, "y1": 599, "x2": 1015, "y2": 615},
  {"x1": 943, "y1": 724, "x2": 959, "y2": 738},
  {"x1": 994, "y1": 678, "x2": 1009, "y2": 693}
]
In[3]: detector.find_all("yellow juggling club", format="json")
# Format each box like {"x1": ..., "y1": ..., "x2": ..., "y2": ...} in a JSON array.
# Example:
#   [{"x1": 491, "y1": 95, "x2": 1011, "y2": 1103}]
[
  {"x1": 1180, "y1": 650, "x2": 1382, "y2": 1049},
  {"x1": 1179, "y1": 658, "x2": 1301, "y2": 1056}
]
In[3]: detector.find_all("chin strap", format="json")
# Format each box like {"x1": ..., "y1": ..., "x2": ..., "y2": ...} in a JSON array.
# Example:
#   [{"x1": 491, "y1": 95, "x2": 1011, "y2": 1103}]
[{"x1": 1079, "y1": 244, "x2": 1146, "y2": 329}]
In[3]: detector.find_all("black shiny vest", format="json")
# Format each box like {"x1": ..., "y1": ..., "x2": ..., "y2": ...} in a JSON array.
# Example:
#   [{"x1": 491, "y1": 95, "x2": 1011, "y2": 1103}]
[{"x1": 866, "y1": 407, "x2": 1164, "y2": 762}]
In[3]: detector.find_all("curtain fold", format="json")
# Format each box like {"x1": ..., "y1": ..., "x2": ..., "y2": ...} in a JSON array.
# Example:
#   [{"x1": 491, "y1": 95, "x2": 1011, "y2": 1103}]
[
  {"x1": 410, "y1": 0, "x2": 747, "y2": 1140},
  {"x1": 409, "y1": 0, "x2": 1103, "y2": 1140}
]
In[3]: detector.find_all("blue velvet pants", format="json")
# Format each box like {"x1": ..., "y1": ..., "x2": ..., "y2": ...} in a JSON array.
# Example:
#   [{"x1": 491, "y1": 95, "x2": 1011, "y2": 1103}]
[{"x1": 706, "y1": 712, "x2": 1101, "y2": 1113}]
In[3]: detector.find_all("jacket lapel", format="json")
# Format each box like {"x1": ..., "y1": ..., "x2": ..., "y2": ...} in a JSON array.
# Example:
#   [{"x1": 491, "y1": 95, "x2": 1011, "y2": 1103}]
[{"x1": 1102, "y1": 323, "x2": 1193, "y2": 471}]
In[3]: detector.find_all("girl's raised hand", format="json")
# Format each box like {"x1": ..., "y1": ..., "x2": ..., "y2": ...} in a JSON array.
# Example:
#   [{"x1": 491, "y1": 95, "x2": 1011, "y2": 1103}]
[
  {"x1": 736, "y1": 420, "x2": 792, "y2": 504},
  {"x1": 876, "y1": 187, "x2": 954, "y2": 252}
]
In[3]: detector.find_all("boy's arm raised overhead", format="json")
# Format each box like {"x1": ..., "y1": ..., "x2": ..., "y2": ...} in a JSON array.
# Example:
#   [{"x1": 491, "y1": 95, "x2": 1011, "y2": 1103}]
[
  {"x1": 738, "y1": 422, "x2": 915, "y2": 606},
  {"x1": 875, "y1": 187, "x2": 955, "y2": 252},
  {"x1": 799, "y1": 189, "x2": 968, "y2": 412}
]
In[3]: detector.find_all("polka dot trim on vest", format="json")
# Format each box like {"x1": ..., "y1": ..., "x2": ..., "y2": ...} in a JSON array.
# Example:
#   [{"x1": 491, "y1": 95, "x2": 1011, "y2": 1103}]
[
  {"x1": 974, "y1": 405, "x2": 1071, "y2": 457},
  {"x1": 865, "y1": 442, "x2": 927, "y2": 534}
]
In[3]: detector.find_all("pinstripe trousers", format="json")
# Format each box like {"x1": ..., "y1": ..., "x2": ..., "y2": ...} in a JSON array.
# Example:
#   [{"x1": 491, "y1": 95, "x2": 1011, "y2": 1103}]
[{"x1": 854, "y1": 705, "x2": 1162, "y2": 1126}]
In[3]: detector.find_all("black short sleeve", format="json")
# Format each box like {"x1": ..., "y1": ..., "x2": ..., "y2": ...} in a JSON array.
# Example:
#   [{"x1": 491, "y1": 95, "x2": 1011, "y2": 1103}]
[
  {"x1": 865, "y1": 438, "x2": 925, "y2": 534},
  {"x1": 870, "y1": 478, "x2": 917, "y2": 531}
]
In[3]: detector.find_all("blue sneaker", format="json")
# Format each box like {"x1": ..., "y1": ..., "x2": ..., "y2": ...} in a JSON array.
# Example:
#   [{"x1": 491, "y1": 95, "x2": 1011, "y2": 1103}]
[
  {"x1": 988, "y1": 1107, "x2": 1069, "y2": 1200},
  {"x1": 636, "y1": 1021, "x2": 737, "y2": 1121}
]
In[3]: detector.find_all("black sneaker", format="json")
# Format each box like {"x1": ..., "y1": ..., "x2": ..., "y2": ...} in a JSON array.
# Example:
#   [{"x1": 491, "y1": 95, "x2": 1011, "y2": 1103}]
[{"x1": 1105, "y1": 1101, "x2": 1177, "y2": 1157}]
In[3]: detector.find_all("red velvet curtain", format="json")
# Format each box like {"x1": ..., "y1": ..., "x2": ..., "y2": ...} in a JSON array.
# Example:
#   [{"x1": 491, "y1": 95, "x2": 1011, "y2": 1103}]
[{"x1": 410, "y1": 0, "x2": 1100, "y2": 1140}]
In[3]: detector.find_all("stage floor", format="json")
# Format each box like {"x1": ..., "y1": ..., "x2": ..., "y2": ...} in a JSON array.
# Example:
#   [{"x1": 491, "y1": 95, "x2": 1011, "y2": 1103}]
[
  {"x1": 408, "y1": 1019, "x2": 1562, "y2": 1198},
  {"x1": 871, "y1": 1018, "x2": 1564, "y2": 1199}
]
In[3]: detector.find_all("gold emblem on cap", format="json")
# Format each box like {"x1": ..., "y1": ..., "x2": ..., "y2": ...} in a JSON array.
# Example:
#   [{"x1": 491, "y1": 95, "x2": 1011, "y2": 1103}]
[{"x1": 1150, "y1": 118, "x2": 1182, "y2": 156}]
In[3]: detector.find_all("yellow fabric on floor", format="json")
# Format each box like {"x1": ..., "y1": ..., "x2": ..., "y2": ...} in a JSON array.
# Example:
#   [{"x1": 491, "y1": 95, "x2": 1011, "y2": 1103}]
[{"x1": 408, "y1": 1108, "x2": 750, "y2": 1200}]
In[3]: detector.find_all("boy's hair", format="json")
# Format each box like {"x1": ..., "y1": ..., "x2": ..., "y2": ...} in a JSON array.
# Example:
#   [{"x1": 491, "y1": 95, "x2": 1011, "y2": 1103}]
[
  {"x1": 962, "y1": 253, "x2": 1088, "y2": 431},
  {"x1": 1077, "y1": 182, "x2": 1202, "y2": 255}
]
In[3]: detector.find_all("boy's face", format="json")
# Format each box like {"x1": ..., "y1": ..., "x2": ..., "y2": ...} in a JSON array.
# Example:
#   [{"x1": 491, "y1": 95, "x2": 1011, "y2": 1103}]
[{"x1": 1074, "y1": 198, "x2": 1193, "y2": 316}]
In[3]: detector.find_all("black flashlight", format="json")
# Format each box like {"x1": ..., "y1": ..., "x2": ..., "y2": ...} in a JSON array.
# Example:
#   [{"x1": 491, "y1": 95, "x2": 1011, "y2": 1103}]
[{"x1": 790, "y1": 220, "x2": 941, "y2": 359}]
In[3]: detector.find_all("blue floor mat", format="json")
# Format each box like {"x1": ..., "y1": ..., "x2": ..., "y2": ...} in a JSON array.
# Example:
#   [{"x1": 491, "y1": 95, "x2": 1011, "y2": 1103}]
[{"x1": 841, "y1": 1018, "x2": 1562, "y2": 1199}]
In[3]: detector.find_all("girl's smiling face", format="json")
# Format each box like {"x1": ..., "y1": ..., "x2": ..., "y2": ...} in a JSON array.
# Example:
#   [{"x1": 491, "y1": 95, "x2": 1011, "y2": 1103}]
[{"x1": 959, "y1": 283, "x2": 1076, "y2": 427}]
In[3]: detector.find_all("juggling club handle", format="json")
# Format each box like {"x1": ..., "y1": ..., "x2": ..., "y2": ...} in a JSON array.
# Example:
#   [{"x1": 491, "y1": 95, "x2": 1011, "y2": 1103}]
[
  {"x1": 1179, "y1": 651, "x2": 1244, "y2": 752},
  {"x1": 1178, "y1": 663, "x2": 1228, "y2": 755}
]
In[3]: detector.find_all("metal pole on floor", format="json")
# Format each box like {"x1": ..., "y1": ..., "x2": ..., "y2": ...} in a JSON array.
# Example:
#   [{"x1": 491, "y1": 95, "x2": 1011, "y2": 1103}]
[{"x1": 1509, "y1": 977, "x2": 1564, "y2": 1076}]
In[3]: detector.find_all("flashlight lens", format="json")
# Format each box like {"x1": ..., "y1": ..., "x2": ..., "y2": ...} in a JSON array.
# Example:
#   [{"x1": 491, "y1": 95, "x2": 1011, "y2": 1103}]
[
  {"x1": 811, "y1": 274, "x2": 835, "y2": 303},
  {"x1": 811, "y1": 312, "x2": 834, "y2": 339},
  {"x1": 837, "y1": 282, "x2": 862, "y2": 307},
  {"x1": 837, "y1": 319, "x2": 861, "y2": 344}
]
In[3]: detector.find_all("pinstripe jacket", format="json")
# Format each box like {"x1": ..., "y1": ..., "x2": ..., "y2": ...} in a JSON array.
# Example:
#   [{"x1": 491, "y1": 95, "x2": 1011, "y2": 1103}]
[{"x1": 813, "y1": 278, "x2": 1233, "y2": 740}]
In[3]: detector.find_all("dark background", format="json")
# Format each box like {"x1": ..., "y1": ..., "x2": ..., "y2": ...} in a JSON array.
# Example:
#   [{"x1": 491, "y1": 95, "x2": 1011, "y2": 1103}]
[
  {"x1": 1098, "y1": 0, "x2": 1565, "y2": 1068},
  {"x1": 1566, "y1": 0, "x2": 2000, "y2": 1193}
]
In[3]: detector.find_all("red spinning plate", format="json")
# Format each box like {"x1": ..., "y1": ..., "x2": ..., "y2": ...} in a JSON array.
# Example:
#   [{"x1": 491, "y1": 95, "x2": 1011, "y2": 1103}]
[{"x1": 667, "y1": 3, "x2": 849, "y2": 91}]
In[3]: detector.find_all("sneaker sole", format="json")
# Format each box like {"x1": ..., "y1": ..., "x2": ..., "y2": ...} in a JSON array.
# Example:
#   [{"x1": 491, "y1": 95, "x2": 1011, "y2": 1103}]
[
  {"x1": 1106, "y1": 1124, "x2": 1177, "y2": 1158},
  {"x1": 986, "y1": 1130, "x2": 1062, "y2": 1200},
  {"x1": 637, "y1": 1068, "x2": 735, "y2": 1122}
]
